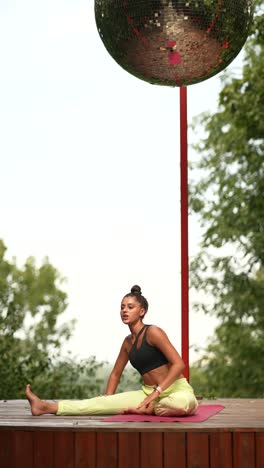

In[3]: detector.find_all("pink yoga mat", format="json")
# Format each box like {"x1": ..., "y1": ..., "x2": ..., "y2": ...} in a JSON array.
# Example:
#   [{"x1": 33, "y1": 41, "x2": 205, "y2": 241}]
[{"x1": 102, "y1": 404, "x2": 224, "y2": 423}]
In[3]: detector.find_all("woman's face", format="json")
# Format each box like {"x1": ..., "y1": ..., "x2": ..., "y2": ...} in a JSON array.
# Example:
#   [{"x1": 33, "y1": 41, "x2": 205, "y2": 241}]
[{"x1": 120, "y1": 296, "x2": 145, "y2": 325}]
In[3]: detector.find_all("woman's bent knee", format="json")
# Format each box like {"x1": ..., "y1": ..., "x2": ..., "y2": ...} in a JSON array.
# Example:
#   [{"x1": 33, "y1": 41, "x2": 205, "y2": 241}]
[{"x1": 154, "y1": 393, "x2": 198, "y2": 417}]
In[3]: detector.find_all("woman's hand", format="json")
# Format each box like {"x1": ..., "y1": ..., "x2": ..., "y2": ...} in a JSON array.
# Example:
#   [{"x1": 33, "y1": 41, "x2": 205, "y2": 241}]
[
  {"x1": 123, "y1": 392, "x2": 159, "y2": 415},
  {"x1": 137, "y1": 392, "x2": 159, "y2": 409}
]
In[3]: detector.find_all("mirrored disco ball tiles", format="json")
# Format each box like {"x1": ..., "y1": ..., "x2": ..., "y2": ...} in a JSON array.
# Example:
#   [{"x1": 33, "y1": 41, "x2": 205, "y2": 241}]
[{"x1": 95, "y1": 0, "x2": 253, "y2": 86}]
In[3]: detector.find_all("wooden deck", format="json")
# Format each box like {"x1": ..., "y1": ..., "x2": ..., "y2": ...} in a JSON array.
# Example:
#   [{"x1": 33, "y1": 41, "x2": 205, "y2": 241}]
[{"x1": 0, "y1": 399, "x2": 263, "y2": 467}]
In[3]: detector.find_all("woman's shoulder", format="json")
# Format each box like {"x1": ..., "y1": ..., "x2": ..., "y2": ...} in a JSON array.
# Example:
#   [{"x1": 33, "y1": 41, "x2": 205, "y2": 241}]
[
  {"x1": 146, "y1": 325, "x2": 167, "y2": 340},
  {"x1": 124, "y1": 333, "x2": 132, "y2": 340},
  {"x1": 147, "y1": 324, "x2": 165, "y2": 332},
  {"x1": 123, "y1": 333, "x2": 133, "y2": 348}
]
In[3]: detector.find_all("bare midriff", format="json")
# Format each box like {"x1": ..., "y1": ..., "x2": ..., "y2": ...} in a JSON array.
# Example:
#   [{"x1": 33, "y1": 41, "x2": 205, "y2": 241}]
[{"x1": 142, "y1": 363, "x2": 184, "y2": 387}]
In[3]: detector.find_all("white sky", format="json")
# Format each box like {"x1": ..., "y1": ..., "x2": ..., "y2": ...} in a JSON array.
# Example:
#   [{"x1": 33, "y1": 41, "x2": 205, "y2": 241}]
[{"x1": 0, "y1": 0, "x2": 245, "y2": 364}]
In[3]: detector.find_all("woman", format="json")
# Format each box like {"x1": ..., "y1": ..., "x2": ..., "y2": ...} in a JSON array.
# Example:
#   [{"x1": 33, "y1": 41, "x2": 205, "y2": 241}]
[{"x1": 26, "y1": 285, "x2": 198, "y2": 416}]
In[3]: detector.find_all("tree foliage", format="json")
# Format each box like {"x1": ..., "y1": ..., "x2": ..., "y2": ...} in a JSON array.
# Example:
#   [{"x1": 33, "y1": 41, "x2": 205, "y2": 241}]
[
  {"x1": 33, "y1": 355, "x2": 104, "y2": 400},
  {"x1": 189, "y1": 2, "x2": 264, "y2": 397},
  {"x1": 98, "y1": 363, "x2": 142, "y2": 394},
  {"x1": 0, "y1": 240, "x2": 103, "y2": 399}
]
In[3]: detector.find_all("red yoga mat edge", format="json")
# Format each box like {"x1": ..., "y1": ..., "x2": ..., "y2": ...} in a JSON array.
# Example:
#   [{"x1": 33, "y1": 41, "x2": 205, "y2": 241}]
[{"x1": 102, "y1": 404, "x2": 225, "y2": 423}]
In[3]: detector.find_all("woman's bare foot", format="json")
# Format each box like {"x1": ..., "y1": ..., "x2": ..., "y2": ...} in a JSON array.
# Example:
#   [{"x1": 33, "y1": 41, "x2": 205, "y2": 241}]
[{"x1": 25, "y1": 384, "x2": 58, "y2": 416}]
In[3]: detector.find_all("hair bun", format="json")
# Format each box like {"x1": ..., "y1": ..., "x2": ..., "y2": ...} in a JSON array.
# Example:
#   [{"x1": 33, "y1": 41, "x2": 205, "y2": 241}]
[{"x1": 131, "y1": 285, "x2": 142, "y2": 295}]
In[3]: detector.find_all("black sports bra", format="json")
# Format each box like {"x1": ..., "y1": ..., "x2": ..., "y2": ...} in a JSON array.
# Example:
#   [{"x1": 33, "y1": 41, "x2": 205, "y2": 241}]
[{"x1": 128, "y1": 325, "x2": 169, "y2": 375}]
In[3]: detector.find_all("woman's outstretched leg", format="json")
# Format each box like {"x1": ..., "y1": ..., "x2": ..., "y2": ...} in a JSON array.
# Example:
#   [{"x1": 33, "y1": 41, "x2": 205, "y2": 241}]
[
  {"x1": 25, "y1": 384, "x2": 58, "y2": 416},
  {"x1": 26, "y1": 385, "x2": 146, "y2": 416}
]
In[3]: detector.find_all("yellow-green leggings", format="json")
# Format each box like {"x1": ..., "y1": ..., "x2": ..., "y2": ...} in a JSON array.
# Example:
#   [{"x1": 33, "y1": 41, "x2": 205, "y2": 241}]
[{"x1": 57, "y1": 377, "x2": 198, "y2": 416}]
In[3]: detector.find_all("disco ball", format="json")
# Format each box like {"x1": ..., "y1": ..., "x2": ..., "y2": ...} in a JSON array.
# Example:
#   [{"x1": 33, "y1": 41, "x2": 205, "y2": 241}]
[{"x1": 95, "y1": 0, "x2": 254, "y2": 86}]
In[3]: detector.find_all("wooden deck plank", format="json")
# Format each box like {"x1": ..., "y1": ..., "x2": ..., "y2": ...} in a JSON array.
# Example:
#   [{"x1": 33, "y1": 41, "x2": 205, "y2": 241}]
[
  {"x1": 256, "y1": 433, "x2": 264, "y2": 468},
  {"x1": 34, "y1": 431, "x2": 54, "y2": 468},
  {"x1": 187, "y1": 433, "x2": 209, "y2": 468},
  {"x1": 233, "y1": 432, "x2": 255, "y2": 468},
  {"x1": 14, "y1": 431, "x2": 34, "y2": 468},
  {"x1": 164, "y1": 432, "x2": 186, "y2": 468},
  {"x1": 53, "y1": 432, "x2": 74, "y2": 468},
  {"x1": 75, "y1": 432, "x2": 96, "y2": 468},
  {"x1": 141, "y1": 433, "x2": 163, "y2": 467},
  {"x1": 96, "y1": 432, "x2": 118, "y2": 468},
  {"x1": 118, "y1": 432, "x2": 140, "y2": 468},
  {"x1": 0, "y1": 430, "x2": 13, "y2": 468},
  {"x1": 210, "y1": 432, "x2": 232, "y2": 468}
]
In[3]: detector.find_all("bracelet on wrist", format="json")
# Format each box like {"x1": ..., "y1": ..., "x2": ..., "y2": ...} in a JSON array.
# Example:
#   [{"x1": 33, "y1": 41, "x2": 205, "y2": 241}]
[{"x1": 154, "y1": 385, "x2": 162, "y2": 394}]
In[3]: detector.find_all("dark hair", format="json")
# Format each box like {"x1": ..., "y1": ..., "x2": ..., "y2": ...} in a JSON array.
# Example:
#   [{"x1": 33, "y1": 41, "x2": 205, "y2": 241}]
[{"x1": 124, "y1": 285, "x2": 149, "y2": 313}]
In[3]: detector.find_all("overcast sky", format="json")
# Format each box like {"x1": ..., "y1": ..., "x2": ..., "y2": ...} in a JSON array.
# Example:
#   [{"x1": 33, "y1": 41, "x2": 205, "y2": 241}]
[{"x1": 0, "y1": 0, "x2": 245, "y2": 365}]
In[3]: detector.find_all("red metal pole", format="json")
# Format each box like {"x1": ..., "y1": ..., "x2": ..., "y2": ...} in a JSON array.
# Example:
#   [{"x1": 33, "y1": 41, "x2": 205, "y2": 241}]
[{"x1": 180, "y1": 86, "x2": 189, "y2": 381}]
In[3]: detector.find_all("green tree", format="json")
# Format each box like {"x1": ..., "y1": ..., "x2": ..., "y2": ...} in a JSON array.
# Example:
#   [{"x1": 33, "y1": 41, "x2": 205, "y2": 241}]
[
  {"x1": 0, "y1": 240, "x2": 103, "y2": 399},
  {"x1": 98, "y1": 363, "x2": 142, "y2": 394},
  {"x1": 33, "y1": 355, "x2": 104, "y2": 399},
  {"x1": 189, "y1": 1, "x2": 264, "y2": 397}
]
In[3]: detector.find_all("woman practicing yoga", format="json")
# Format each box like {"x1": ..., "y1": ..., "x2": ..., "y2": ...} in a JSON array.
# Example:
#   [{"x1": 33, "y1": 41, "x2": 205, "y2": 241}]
[{"x1": 26, "y1": 285, "x2": 198, "y2": 416}]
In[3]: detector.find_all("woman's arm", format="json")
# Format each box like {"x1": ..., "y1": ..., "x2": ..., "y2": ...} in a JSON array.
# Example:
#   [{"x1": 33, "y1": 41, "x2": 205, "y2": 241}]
[
  {"x1": 147, "y1": 326, "x2": 185, "y2": 392},
  {"x1": 105, "y1": 337, "x2": 129, "y2": 395}
]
